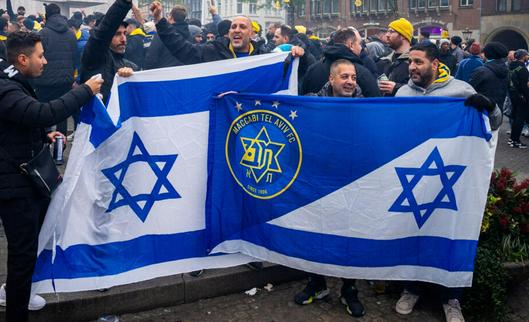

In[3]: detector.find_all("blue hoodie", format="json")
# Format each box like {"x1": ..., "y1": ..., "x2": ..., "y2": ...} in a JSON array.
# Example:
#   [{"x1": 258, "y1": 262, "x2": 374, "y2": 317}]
[{"x1": 455, "y1": 55, "x2": 483, "y2": 83}]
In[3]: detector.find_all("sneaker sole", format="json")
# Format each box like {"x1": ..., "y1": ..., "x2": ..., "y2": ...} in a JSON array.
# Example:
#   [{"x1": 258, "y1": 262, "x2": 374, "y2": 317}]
[
  {"x1": 299, "y1": 289, "x2": 330, "y2": 305},
  {"x1": 1, "y1": 299, "x2": 45, "y2": 311},
  {"x1": 396, "y1": 304, "x2": 415, "y2": 315},
  {"x1": 340, "y1": 297, "x2": 366, "y2": 317}
]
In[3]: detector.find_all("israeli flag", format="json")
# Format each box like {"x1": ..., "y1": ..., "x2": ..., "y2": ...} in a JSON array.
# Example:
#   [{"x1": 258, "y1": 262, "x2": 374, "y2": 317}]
[
  {"x1": 33, "y1": 53, "x2": 298, "y2": 293},
  {"x1": 207, "y1": 93, "x2": 496, "y2": 288}
]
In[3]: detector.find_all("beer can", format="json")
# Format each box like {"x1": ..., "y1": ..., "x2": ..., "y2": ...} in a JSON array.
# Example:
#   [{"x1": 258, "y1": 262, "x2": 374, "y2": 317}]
[{"x1": 53, "y1": 135, "x2": 64, "y2": 165}]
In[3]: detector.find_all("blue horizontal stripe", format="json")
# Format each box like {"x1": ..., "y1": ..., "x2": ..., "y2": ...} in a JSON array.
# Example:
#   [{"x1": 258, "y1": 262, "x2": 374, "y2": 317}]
[
  {"x1": 33, "y1": 230, "x2": 210, "y2": 281},
  {"x1": 238, "y1": 224, "x2": 477, "y2": 272}
]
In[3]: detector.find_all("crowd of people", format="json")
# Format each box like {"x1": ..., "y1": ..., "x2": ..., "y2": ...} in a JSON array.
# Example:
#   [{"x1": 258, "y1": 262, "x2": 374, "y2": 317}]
[{"x1": 0, "y1": 0, "x2": 527, "y2": 321}]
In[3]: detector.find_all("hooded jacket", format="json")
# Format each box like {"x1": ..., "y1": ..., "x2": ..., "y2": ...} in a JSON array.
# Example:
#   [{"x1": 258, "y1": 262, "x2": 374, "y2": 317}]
[
  {"x1": 124, "y1": 27, "x2": 146, "y2": 69},
  {"x1": 0, "y1": 58, "x2": 93, "y2": 199},
  {"x1": 144, "y1": 21, "x2": 189, "y2": 70},
  {"x1": 300, "y1": 44, "x2": 381, "y2": 98},
  {"x1": 455, "y1": 55, "x2": 484, "y2": 83},
  {"x1": 439, "y1": 49, "x2": 457, "y2": 76},
  {"x1": 508, "y1": 60, "x2": 529, "y2": 104},
  {"x1": 469, "y1": 59, "x2": 509, "y2": 109},
  {"x1": 33, "y1": 14, "x2": 77, "y2": 88},
  {"x1": 381, "y1": 50, "x2": 410, "y2": 96},
  {"x1": 396, "y1": 63, "x2": 502, "y2": 131},
  {"x1": 80, "y1": 0, "x2": 137, "y2": 104},
  {"x1": 155, "y1": 18, "x2": 267, "y2": 64}
]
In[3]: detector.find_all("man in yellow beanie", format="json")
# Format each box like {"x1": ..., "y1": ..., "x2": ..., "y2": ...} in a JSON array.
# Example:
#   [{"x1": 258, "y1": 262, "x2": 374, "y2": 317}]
[{"x1": 378, "y1": 18, "x2": 413, "y2": 96}]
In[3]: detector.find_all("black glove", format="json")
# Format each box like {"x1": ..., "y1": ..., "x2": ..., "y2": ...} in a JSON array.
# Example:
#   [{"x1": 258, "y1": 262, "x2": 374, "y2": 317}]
[{"x1": 464, "y1": 93, "x2": 495, "y2": 113}]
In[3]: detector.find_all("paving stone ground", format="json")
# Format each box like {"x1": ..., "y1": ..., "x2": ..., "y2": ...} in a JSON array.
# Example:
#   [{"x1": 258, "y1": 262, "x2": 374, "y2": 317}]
[{"x1": 117, "y1": 277, "x2": 529, "y2": 322}]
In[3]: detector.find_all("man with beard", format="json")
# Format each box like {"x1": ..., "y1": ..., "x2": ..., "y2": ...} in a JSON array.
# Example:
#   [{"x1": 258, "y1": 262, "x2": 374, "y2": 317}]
[
  {"x1": 80, "y1": 0, "x2": 138, "y2": 103},
  {"x1": 151, "y1": 1, "x2": 304, "y2": 63},
  {"x1": 378, "y1": 18, "x2": 413, "y2": 96},
  {"x1": 0, "y1": 31, "x2": 102, "y2": 322},
  {"x1": 394, "y1": 43, "x2": 500, "y2": 322}
]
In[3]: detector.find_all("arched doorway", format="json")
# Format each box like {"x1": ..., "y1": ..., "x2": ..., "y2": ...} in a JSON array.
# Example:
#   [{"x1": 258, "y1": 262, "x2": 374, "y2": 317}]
[{"x1": 489, "y1": 29, "x2": 528, "y2": 50}]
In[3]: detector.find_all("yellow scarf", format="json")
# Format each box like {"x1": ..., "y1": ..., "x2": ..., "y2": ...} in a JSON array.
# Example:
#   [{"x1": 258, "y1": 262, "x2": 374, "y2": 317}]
[
  {"x1": 130, "y1": 28, "x2": 147, "y2": 37},
  {"x1": 75, "y1": 30, "x2": 81, "y2": 40},
  {"x1": 434, "y1": 62, "x2": 451, "y2": 84},
  {"x1": 0, "y1": 35, "x2": 6, "y2": 41},
  {"x1": 229, "y1": 42, "x2": 254, "y2": 58}
]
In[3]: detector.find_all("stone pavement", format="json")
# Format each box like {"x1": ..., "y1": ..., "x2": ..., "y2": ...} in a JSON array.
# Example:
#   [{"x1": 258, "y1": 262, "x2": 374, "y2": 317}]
[
  {"x1": 0, "y1": 119, "x2": 527, "y2": 321},
  {"x1": 495, "y1": 120, "x2": 529, "y2": 179},
  {"x1": 118, "y1": 278, "x2": 529, "y2": 322}
]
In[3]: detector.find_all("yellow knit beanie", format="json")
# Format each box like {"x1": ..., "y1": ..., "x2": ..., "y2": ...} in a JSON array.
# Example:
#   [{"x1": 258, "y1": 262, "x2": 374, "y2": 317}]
[{"x1": 388, "y1": 18, "x2": 413, "y2": 43}]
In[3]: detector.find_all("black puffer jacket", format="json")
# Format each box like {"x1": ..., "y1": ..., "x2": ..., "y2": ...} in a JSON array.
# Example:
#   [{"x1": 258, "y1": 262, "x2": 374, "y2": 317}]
[
  {"x1": 439, "y1": 51, "x2": 457, "y2": 76},
  {"x1": 144, "y1": 22, "x2": 190, "y2": 70},
  {"x1": 156, "y1": 18, "x2": 267, "y2": 64},
  {"x1": 469, "y1": 59, "x2": 509, "y2": 109},
  {"x1": 124, "y1": 30, "x2": 146, "y2": 69},
  {"x1": 381, "y1": 51, "x2": 410, "y2": 96},
  {"x1": 33, "y1": 14, "x2": 77, "y2": 88},
  {"x1": 80, "y1": 0, "x2": 137, "y2": 103},
  {"x1": 0, "y1": 59, "x2": 93, "y2": 199},
  {"x1": 300, "y1": 44, "x2": 381, "y2": 97}
]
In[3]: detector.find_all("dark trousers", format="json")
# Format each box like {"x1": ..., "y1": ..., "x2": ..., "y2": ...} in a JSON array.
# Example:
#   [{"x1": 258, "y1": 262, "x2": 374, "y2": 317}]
[
  {"x1": 35, "y1": 84, "x2": 73, "y2": 135},
  {"x1": 404, "y1": 281, "x2": 463, "y2": 303},
  {"x1": 309, "y1": 273, "x2": 357, "y2": 295},
  {"x1": 510, "y1": 99, "x2": 529, "y2": 142},
  {"x1": 0, "y1": 194, "x2": 49, "y2": 322}
]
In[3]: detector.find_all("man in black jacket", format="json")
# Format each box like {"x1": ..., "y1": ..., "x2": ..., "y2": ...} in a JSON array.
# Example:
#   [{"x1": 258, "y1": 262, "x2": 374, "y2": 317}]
[
  {"x1": 300, "y1": 28, "x2": 381, "y2": 97},
  {"x1": 33, "y1": 4, "x2": 77, "y2": 136},
  {"x1": 0, "y1": 31, "x2": 102, "y2": 322},
  {"x1": 151, "y1": 1, "x2": 305, "y2": 64},
  {"x1": 144, "y1": 5, "x2": 188, "y2": 70},
  {"x1": 469, "y1": 42, "x2": 509, "y2": 126},
  {"x1": 124, "y1": 18, "x2": 146, "y2": 69},
  {"x1": 80, "y1": 0, "x2": 137, "y2": 103},
  {"x1": 296, "y1": 60, "x2": 365, "y2": 318},
  {"x1": 508, "y1": 49, "x2": 529, "y2": 148},
  {"x1": 378, "y1": 18, "x2": 413, "y2": 96}
]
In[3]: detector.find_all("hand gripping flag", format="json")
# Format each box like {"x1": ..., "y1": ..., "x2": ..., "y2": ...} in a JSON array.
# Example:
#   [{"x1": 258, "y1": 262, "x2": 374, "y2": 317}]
[
  {"x1": 33, "y1": 53, "x2": 298, "y2": 293},
  {"x1": 207, "y1": 93, "x2": 496, "y2": 288}
]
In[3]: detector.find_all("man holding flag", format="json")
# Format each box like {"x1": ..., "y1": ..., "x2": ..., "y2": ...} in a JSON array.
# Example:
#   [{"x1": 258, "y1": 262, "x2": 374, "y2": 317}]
[{"x1": 394, "y1": 43, "x2": 501, "y2": 322}]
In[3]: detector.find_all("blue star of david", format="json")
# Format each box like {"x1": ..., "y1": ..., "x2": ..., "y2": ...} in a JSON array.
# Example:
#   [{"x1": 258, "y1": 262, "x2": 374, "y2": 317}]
[
  {"x1": 388, "y1": 147, "x2": 466, "y2": 228},
  {"x1": 102, "y1": 132, "x2": 181, "y2": 222}
]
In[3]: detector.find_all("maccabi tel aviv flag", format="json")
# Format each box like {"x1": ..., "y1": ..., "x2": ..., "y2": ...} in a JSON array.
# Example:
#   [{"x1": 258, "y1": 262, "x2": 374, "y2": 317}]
[
  {"x1": 32, "y1": 52, "x2": 298, "y2": 293},
  {"x1": 207, "y1": 93, "x2": 496, "y2": 288}
]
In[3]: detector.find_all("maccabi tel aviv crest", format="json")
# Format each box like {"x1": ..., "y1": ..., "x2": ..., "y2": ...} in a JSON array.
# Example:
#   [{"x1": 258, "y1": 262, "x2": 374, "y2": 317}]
[{"x1": 226, "y1": 109, "x2": 302, "y2": 199}]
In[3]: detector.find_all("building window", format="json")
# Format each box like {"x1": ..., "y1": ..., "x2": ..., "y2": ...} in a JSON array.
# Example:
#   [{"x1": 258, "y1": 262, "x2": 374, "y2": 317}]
[
  {"x1": 298, "y1": 2, "x2": 306, "y2": 16},
  {"x1": 237, "y1": 0, "x2": 243, "y2": 13},
  {"x1": 496, "y1": 0, "x2": 506, "y2": 11},
  {"x1": 512, "y1": 0, "x2": 521, "y2": 10},
  {"x1": 409, "y1": 0, "x2": 417, "y2": 9},
  {"x1": 311, "y1": 0, "x2": 322, "y2": 15},
  {"x1": 418, "y1": 0, "x2": 425, "y2": 8},
  {"x1": 249, "y1": 0, "x2": 257, "y2": 14},
  {"x1": 378, "y1": 0, "x2": 386, "y2": 11},
  {"x1": 459, "y1": 0, "x2": 473, "y2": 6},
  {"x1": 428, "y1": 0, "x2": 438, "y2": 7},
  {"x1": 439, "y1": 0, "x2": 448, "y2": 6},
  {"x1": 332, "y1": 0, "x2": 339, "y2": 13},
  {"x1": 323, "y1": 0, "x2": 331, "y2": 13}
]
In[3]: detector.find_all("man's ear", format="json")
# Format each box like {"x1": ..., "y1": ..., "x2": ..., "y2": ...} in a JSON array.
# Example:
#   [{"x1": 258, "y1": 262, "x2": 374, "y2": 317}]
[
  {"x1": 432, "y1": 58, "x2": 440, "y2": 71},
  {"x1": 17, "y1": 53, "x2": 28, "y2": 67}
]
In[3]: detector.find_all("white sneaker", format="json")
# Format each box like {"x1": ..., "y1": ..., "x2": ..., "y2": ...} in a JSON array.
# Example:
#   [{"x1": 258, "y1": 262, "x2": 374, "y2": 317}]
[
  {"x1": 395, "y1": 290, "x2": 420, "y2": 315},
  {"x1": 0, "y1": 284, "x2": 46, "y2": 311},
  {"x1": 443, "y1": 299, "x2": 465, "y2": 322}
]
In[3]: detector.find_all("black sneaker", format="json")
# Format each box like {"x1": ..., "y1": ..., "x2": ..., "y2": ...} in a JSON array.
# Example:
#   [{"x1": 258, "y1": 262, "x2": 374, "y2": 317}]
[
  {"x1": 294, "y1": 280, "x2": 330, "y2": 305},
  {"x1": 340, "y1": 288, "x2": 366, "y2": 317},
  {"x1": 507, "y1": 138, "x2": 513, "y2": 145},
  {"x1": 511, "y1": 141, "x2": 528, "y2": 149}
]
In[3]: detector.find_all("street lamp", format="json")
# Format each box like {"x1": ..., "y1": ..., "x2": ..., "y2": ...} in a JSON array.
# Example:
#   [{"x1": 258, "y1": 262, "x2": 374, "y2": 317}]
[{"x1": 462, "y1": 27, "x2": 472, "y2": 41}]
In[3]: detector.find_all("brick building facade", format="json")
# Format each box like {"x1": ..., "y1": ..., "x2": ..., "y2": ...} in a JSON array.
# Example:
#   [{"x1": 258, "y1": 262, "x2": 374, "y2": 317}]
[{"x1": 293, "y1": 0, "x2": 528, "y2": 49}]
